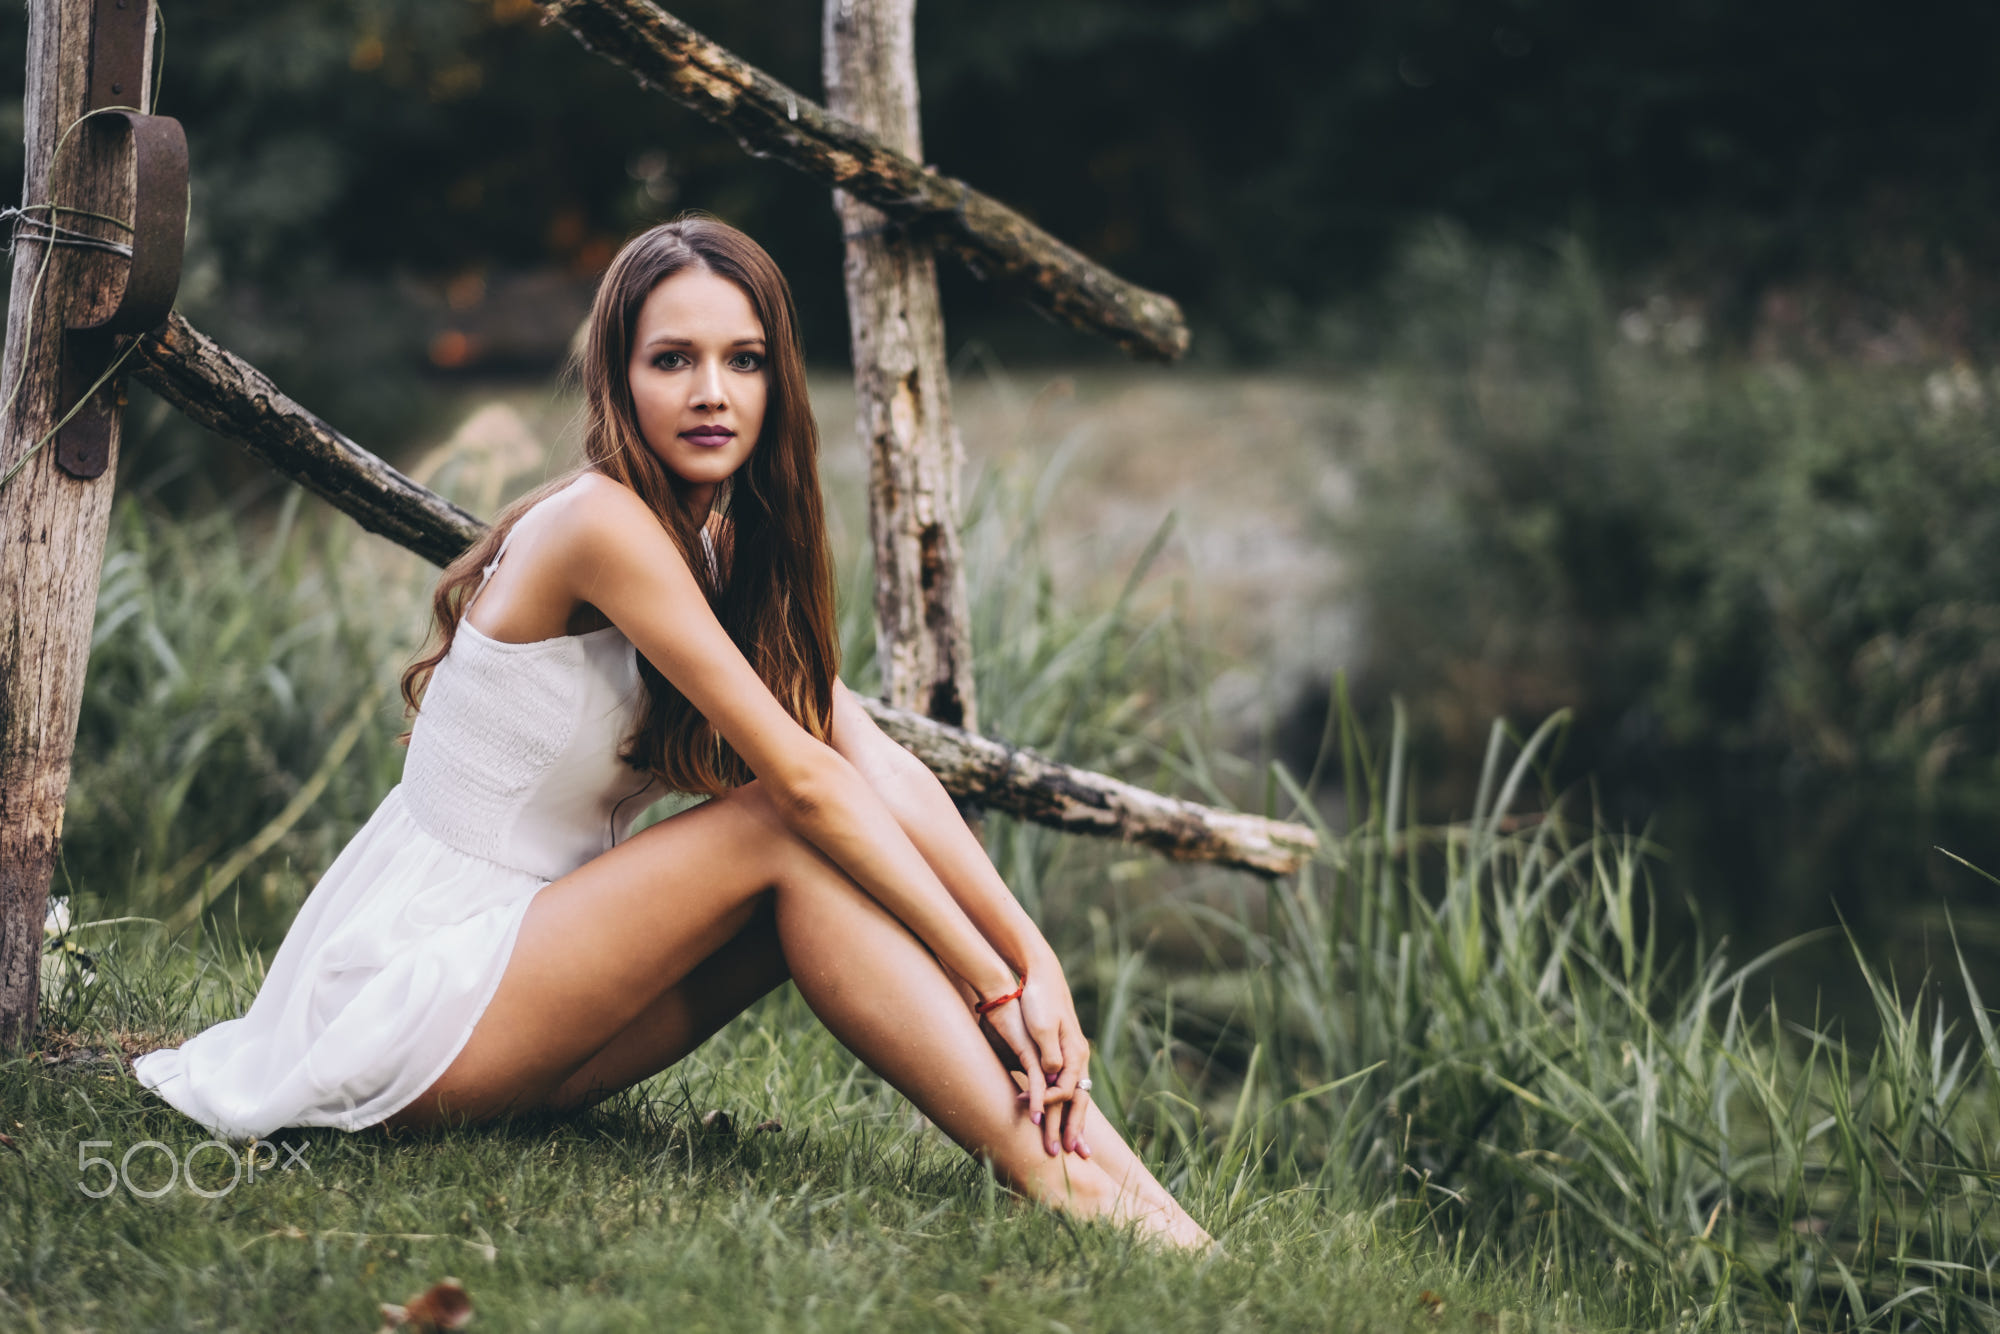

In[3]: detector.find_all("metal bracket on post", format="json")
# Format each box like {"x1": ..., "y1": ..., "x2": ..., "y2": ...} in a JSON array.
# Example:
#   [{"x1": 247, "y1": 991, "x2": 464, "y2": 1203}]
[{"x1": 54, "y1": 0, "x2": 187, "y2": 480}]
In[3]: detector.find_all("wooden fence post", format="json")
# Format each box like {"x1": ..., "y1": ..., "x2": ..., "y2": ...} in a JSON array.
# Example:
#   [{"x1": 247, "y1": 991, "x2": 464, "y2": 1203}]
[
  {"x1": 823, "y1": 0, "x2": 978, "y2": 733},
  {"x1": 0, "y1": 0, "x2": 157, "y2": 1050}
]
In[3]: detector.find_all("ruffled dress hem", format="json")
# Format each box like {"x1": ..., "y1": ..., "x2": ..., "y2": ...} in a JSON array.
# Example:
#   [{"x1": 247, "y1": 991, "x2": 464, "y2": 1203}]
[{"x1": 131, "y1": 787, "x2": 554, "y2": 1142}]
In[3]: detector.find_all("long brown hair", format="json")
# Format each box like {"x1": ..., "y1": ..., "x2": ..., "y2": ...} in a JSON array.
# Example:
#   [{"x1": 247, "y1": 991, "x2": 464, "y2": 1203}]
[{"x1": 401, "y1": 216, "x2": 841, "y2": 796}]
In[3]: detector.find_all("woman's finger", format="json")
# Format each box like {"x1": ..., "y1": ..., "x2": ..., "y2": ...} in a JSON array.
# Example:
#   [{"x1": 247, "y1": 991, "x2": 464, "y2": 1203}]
[
  {"x1": 1064, "y1": 1083, "x2": 1093, "y2": 1157},
  {"x1": 1017, "y1": 1057, "x2": 1089, "y2": 1156},
  {"x1": 1029, "y1": 1000, "x2": 1069, "y2": 1155},
  {"x1": 1030, "y1": 1015, "x2": 1065, "y2": 1086},
  {"x1": 1053, "y1": 1025, "x2": 1092, "y2": 1153},
  {"x1": 1041, "y1": 1075, "x2": 1063, "y2": 1156},
  {"x1": 1016, "y1": 1036, "x2": 1049, "y2": 1131},
  {"x1": 1031, "y1": 1018, "x2": 1077, "y2": 1158},
  {"x1": 1019, "y1": 981, "x2": 1068, "y2": 1090},
  {"x1": 986, "y1": 1007, "x2": 1046, "y2": 1127}
]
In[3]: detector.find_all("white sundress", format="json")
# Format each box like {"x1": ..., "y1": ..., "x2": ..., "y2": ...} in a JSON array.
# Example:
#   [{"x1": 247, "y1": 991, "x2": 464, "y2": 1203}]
[{"x1": 132, "y1": 515, "x2": 714, "y2": 1140}]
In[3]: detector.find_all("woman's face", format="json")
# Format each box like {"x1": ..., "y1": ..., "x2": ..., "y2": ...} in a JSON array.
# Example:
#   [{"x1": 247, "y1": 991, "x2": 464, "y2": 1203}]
[{"x1": 626, "y1": 266, "x2": 769, "y2": 512}]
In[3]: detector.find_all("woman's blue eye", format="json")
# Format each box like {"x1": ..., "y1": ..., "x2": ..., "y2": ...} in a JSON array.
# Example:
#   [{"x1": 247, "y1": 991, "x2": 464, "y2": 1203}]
[
  {"x1": 730, "y1": 352, "x2": 764, "y2": 371},
  {"x1": 653, "y1": 351, "x2": 688, "y2": 370}
]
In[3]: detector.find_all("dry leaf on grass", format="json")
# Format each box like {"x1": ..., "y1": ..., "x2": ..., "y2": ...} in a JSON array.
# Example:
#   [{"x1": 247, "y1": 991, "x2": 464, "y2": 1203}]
[{"x1": 377, "y1": 1277, "x2": 473, "y2": 1332}]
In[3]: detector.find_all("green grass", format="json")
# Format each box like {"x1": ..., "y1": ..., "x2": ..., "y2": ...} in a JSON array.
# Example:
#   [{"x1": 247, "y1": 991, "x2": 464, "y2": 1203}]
[
  {"x1": 14, "y1": 444, "x2": 2000, "y2": 1330},
  {"x1": 6, "y1": 958, "x2": 1582, "y2": 1333}
]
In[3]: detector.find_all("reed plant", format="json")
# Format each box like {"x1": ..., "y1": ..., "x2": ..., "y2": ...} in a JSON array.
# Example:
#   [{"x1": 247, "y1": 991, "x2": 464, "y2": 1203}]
[
  {"x1": 1076, "y1": 691, "x2": 2000, "y2": 1329},
  {"x1": 59, "y1": 488, "x2": 427, "y2": 946}
]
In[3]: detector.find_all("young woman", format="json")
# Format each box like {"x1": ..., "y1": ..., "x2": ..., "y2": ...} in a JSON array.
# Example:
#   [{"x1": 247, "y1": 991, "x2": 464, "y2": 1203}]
[{"x1": 134, "y1": 217, "x2": 1209, "y2": 1249}]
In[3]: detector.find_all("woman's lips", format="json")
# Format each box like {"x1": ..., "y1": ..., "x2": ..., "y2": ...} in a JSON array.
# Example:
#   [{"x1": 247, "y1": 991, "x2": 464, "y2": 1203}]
[{"x1": 681, "y1": 426, "x2": 735, "y2": 448}]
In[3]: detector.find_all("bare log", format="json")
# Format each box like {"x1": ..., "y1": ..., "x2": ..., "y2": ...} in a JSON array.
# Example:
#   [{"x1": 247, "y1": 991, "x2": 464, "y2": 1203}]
[
  {"x1": 825, "y1": 0, "x2": 977, "y2": 732},
  {"x1": 131, "y1": 313, "x2": 482, "y2": 567},
  {"x1": 0, "y1": 0, "x2": 155, "y2": 1050},
  {"x1": 858, "y1": 699, "x2": 1319, "y2": 877},
  {"x1": 535, "y1": 0, "x2": 1190, "y2": 362},
  {"x1": 128, "y1": 316, "x2": 1313, "y2": 874}
]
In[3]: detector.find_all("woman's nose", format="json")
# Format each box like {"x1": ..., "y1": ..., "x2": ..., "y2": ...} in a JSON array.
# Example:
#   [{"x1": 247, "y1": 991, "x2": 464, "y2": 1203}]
[{"x1": 692, "y1": 358, "x2": 727, "y2": 411}]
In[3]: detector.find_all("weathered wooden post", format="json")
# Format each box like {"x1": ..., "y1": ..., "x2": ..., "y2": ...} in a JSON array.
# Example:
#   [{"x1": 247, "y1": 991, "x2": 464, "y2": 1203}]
[
  {"x1": 1, "y1": 0, "x2": 181, "y2": 1049},
  {"x1": 823, "y1": 0, "x2": 978, "y2": 732}
]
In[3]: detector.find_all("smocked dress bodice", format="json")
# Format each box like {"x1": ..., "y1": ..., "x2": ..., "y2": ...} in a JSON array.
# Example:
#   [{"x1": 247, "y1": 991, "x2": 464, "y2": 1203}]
[
  {"x1": 402, "y1": 621, "x2": 661, "y2": 881},
  {"x1": 400, "y1": 524, "x2": 713, "y2": 879}
]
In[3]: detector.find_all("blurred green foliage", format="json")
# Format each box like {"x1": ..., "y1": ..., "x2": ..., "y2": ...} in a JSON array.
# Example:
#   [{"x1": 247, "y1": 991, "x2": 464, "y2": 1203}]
[
  {"x1": 58, "y1": 489, "x2": 428, "y2": 932},
  {"x1": 1336, "y1": 224, "x2": 2000, "y2": 808}
]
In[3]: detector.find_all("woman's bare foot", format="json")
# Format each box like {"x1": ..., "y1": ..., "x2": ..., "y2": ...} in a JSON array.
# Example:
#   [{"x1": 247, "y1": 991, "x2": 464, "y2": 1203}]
[
  {"x1": 1026, "y1": 1157, "x2": 1213, "y2": 1250},
  {"x1": 1113, "y1": 1190, "x2": 1214, "y2": 1251}
]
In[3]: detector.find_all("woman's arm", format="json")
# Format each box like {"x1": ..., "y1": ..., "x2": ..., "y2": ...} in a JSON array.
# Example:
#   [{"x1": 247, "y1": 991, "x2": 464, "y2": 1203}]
[
  {"x1": 826, "y1": 680, "x2": 1045, "y2": 971},
  {"x1": 559, "y1": 481, "x2": 1021, "y2": 1012},
  {"x1": 826, "y1": 680, "x2": 1095, "y2": 1156}
]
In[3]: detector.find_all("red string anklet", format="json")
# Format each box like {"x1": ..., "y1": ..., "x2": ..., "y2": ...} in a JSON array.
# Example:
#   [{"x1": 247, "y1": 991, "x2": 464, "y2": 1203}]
[{"x1": 974, "y1": 972, "x2": 1027, "y2": 1018}]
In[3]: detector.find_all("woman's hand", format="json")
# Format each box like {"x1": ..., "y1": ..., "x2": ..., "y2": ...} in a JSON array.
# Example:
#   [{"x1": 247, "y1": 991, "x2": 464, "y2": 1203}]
[
  {"x1": 974, "y1": 982, "x2": 1060, "y2": 1131},
  {"x1": 1010, "y1": 950, "x2": 1093, "y2": 1159}
]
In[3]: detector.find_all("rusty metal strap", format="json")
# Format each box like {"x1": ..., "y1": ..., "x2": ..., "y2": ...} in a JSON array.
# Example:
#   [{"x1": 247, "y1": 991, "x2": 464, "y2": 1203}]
[
  {"x1": 55, "y1": 110, "x2": 187, "y2": 478},
  {"x1": 65, "y1": 110, "x2": 186, "y2": 338}
]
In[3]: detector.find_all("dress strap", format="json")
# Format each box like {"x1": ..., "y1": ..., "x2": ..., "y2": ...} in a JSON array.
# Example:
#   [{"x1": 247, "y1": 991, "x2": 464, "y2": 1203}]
[{"x1": 464, "y1": 528, "x2": 519, "y2": 614}]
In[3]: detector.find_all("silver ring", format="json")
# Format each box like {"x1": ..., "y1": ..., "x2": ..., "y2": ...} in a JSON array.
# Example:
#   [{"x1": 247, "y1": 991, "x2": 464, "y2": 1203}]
[{"x1": 1076, "y1": 1078, "x2": 1092, "y2": 1092}]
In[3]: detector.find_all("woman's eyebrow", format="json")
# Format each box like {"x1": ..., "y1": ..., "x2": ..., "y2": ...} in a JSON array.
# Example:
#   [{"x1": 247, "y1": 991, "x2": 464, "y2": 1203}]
[{"x1": 644, "y1": 334, "x2": 768, "y2": 348}]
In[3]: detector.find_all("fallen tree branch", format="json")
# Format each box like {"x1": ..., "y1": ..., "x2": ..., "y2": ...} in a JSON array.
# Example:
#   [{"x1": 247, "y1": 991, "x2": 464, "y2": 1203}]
[
  {"x1": 131, "y1": 315, "x2": 481, "y2": 567},
  {"x1": 535, "y1": 0, "x2": 1190, "y2": 362},
  {"x1": 130, "y1": 314, "x2": 1314, "y2": 875},
  {"x1": 859, "y1": 702, "x2": 1318, "y2": 876}
]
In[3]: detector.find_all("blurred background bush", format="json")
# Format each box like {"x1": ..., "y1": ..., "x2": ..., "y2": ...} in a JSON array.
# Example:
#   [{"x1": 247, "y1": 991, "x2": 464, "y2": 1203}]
[{"x1": 1319, "y1": 225, "x2": 2000, "y2": 974}]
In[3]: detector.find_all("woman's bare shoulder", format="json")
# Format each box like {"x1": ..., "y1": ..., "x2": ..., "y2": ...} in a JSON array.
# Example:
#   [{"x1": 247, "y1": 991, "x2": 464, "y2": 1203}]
[
  {"x1": 536, "y1": 473, "x2": 679, "y2": 565},
  {"x1": 543, "y1": 470, "x2": 646, "y2": 521}
]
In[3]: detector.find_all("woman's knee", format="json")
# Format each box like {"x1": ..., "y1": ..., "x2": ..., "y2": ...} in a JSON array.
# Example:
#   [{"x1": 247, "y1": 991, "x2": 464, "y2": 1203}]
[
  {"x1": 627, "y1": 777, "x2": 807, "y2": 889},
  {"x1": 705, "y1": 779, "x2": 858, "y2": 897}
]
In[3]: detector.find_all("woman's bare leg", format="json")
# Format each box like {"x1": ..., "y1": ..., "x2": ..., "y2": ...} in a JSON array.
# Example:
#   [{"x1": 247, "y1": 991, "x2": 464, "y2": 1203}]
[
  {"x1": 762, "y1": 833, "x2": 1206, "y2": 1243},
  {"x1": 533, "y1": 878, "x2": 1207, "y2": 1244},
  {"x1": 546, "y1": 909, "x2": 1205, "y2": 1243},
  {"x1": 377, "y1": 781, "x2": 1205, "y2": 1243},
  {"x1": 381, "y1": 783, "x2": 798, "y2": 1131},
  {"x1": 542, "y1": 899, "x2": 790, "y2": 1114}
]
